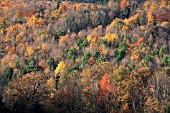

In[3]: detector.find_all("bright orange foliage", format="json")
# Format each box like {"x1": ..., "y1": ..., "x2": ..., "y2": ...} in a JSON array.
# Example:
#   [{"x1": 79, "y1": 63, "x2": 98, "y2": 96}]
[
  {"x1": 88, "y1": 57, "x2": 95, "y2": 65},
  {"x1": 98, "y1": 73, "x2": 111, "y2": 100},
  {"x1": 136, "y1": 38, "x2": 144, "y2": 46},
  {"x1": 147, "y1": 8, "x2": 154, "y2": 23},
  {"x1": 120, "y1": 0, "x2": 127, "y2": 10},
  {"x1": 124, "y1": 13, "x2": 140, "y2": 25}
]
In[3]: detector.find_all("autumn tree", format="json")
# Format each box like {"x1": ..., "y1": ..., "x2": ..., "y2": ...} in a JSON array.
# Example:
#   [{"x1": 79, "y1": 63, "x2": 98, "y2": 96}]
[
  {"x1": 80, "y1": 62, "x2": 115, "y2": 112},
  {"x1": 120, "y1": 0, "x2": 127, "y2": 10},
  {"x1": 146, "y1": 70, "x2": 170, "y2": 112},
  {"x1": 3, "y1": 72, "x2": 48, "y2": 112}
]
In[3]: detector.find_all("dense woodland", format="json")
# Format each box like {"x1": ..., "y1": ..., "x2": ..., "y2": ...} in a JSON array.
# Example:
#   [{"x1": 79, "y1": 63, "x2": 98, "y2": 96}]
[{"x1": 0, "y1": 0, "x2": 170, "y2": 113}]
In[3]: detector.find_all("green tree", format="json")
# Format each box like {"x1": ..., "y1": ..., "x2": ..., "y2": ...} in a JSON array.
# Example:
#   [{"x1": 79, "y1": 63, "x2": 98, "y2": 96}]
[
  {"x1": 47, "y1": 57, "x2": 55, "y2": 71},
  {"x1": 151, "y1": 49, "x2": 158, "y2": 56},
  {"x1": 83, "y1": 38, "x2": 89, "y2": 47},
  {"x1": 67, "y1": 48, "x2": 77, "y2": 62},
  {"x1": 159, "y1": 46, "x2": 167, "y2": 58},
  {"x1": 92, "y1": 50, "x2": 100, "y2": 60},
  {"x1": 56, "y1": 0, "x2": 61, "y2": 10},
  {"x1": 160, "y1": 55, "x2": 170, "y2": 67},
  {"x1": 82, "y1": 52, "x2": 91, "y2": 64},
  {"x1": 4, "y1": 67, "x2": 13, "y2": 81},
  {"x1": 116, "y1": 37, "x2": 127, "y2": 62},
  {"x1": 0, "y1": 67, "x2": 13, "y2": 87}
]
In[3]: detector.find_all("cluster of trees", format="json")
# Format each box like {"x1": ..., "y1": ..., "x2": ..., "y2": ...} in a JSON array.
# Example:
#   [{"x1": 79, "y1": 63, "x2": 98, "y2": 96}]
[{"x1": 0, "y1": 0, "x2": 170, "y2": 113}]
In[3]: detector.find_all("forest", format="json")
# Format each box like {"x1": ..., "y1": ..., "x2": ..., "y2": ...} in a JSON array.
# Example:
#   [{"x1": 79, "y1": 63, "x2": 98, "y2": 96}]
[{"x1": 0, "y1": 0, "x2": 170, "y2": 113}]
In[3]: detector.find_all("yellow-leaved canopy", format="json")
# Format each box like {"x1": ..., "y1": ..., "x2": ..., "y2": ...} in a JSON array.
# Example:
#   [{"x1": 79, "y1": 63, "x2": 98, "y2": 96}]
[{"x1": 54, "y1": 61, "x2": 67, "y2": 76}]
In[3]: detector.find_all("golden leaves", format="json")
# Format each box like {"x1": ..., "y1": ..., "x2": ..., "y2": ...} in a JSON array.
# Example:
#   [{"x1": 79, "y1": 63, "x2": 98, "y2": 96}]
[
  {"x1": 16, "y1": 32, "x2": 24, "y2": 43},
  {"x1": 140, "y1": 25, "x2": 146, "y2": 31},
  {"x1": 108, "y1": 0, "x2": 114, "y2": 8},
  {"x1": 15, "y1": 10, "x2": 23, "y2": 19},
  {"x1": 1, "y1": 54, "x2": 18, "y2": 68},
  {"x1": 87, "y1": 35, "x2": 98, "y2": 47},
  {"x1": 27, "y1": 15, "x2": 45, "y2": 28},
  {"x1": 122, "y1": 25, "x2": 128, "y2": 31},
  {"x1": 6, "y1": 23, "x2": 21, "y2": 35},
  {"x1": 26, "y1": 46, "x2": 34, "y2": 58},
  {"x1": 102, "y1": 33, "x2": 118, "y2": 43},
  {"x1": 147, "y1": 8, "x2": 154, "y2": 23},
  {"x1": 124, "y1": 13, "x2": 140, "y2": 25},
  {"x1": 51, "y1": 5, "x2": 67, "y2": 19},
  {"x1": 46, "y1": 77, "x2": 56, "y2": 93},
  {"x1": 41, "y1": 43, "x2": 49, "y2": 52},
  {"x1": 54, "y1": 61, "x2": 67, "y2": 75},
  {"x1": 87, "y1": 35, "x2": 93, "y2": 42},
  {"x1": 130, "y1": 48, "x2": 145, "y2": 62},
  {"x1": 106, "y1": 18, "x2": 124, "y2": 32}
]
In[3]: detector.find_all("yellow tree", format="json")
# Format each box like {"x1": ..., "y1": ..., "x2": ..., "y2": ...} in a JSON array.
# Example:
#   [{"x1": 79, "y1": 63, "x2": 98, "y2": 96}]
[
  {"x1": 26, "y1": 46, "x2": 34, "y2": 58},
  {"x1": 147, "y1": 8, "x2": 154, "y2": 23},
  {"x1": 54, "y1": 61, "x2": 67, "y2": 76},
  {"x1": 102, "y1": 33, "x2": 118, "y2": 43},
  {"x1": 54, "y1": 61, "x2": 68, "y2": 89},
  {"x1": 108, "y1": 0, "x2": 114, "y2": 8}
]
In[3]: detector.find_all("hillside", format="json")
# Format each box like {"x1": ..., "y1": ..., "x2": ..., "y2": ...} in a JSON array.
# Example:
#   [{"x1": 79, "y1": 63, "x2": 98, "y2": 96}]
[{"x1": 0, "y1": 0, "x2": 170, "y2": 113}]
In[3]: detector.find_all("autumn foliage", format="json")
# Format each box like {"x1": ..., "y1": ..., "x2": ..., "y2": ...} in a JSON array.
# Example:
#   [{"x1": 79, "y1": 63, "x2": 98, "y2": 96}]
[
  {"x1": 98, "y1": 73, "x2": 111, "y2": 100},
  {"x1": 0, "y1": 0, "x2": 170, "y2": 113},
  {"x1": 120, "y1": 0, "x2": 127, "y2": 10}
]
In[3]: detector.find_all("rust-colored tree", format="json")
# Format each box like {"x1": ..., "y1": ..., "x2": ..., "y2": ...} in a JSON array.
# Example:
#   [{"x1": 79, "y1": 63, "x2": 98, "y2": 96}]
[{"x1": 120, "y1": 0, "x2": 127, "y2": 10}]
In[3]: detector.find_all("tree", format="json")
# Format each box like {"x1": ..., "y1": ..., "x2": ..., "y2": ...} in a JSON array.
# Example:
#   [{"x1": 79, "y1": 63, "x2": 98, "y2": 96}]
[
  {"x1": 92, "y1": 50, "x2": 100, "y2": 60},
  {"x1": 67, "y1": 48, "x2": 77, "y2": 62},
  {"x1": 1, "y1": 67, "x2": 14, "y2": 87},
  {"x1": 47, "y1": 57, "x2": 55, "y2": 71},
  {"x1": 108, "y1": 0, "x2": 114, "y2": 8},
  {"x1": 88, "y1": 57, "x2": 95, "y2": 65},
  {"x1": 3, "y1": 72, "x2": 47, "y2": 112},
  {"x1": 56, "y1": 0, "x2": 61, "y2": 10},
  {"x1": 159, "y1": 46, "x2": 167, "y2": 58},
  {"x1": 54, "y1": 61, "x2": 67, "y2": 76},
  {"x1": 80, "y1": 62, "x2": 115, "y2": 112},
  {"x1": 120, "y1": 0, "x2": 127, "y2": 10},
  {"x1": 116, "y1": 37, "x2": 127, "y2": 62},
  {"x1": 82, "y1": 52, "x2": 91, "y2": 64}
]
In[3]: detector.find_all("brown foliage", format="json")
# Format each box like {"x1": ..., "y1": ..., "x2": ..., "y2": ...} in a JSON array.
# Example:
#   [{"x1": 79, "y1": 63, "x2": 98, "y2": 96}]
[
  {"x1": 3, "y1": 72, "x2": 48, "y2": 108},
  {"x1": 156, "y1": 12, "x2": 170, "y2": 23}
]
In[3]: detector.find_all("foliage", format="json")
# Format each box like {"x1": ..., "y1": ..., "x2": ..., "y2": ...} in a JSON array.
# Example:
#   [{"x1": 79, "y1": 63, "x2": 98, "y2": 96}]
[
  {"x1": 0, "y1": 0, "x2": 170, "y2": 112},
  {"x1": 3, "y1": 72, "x2": 47, "y2": 112},
  {"x1": 67, "y1": 48, "x2": 77, "y2": 61},
  {"x1": 159, "y1": 46, "x2": 167, "y2": 58},
  {"x1": 115, "y1": 36, "x2": 127, "y2": 62},
  {"x1": 92, "y1": 50, "x2": 100, "y2": 60},
  {"x1": 82, "y1": 52, "x2": 91, "y2": 64},
  {"x1": 54, "y1": 61, "x2": 67, "y2": 76}
]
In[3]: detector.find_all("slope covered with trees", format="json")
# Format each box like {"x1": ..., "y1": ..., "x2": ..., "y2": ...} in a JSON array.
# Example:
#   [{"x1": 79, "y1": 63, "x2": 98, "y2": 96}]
[{"x1": 0, "y1": 0, "x2": 170, "y2": 113}]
